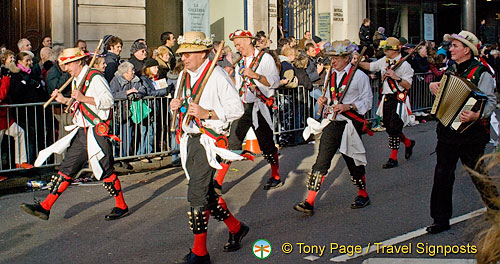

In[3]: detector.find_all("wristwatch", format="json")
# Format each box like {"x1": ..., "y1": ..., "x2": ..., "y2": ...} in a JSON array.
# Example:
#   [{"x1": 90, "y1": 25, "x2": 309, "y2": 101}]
[
  {"x1": 207, "y1": 110, "x2": 213, "y2": 119},
  {"x1": 349, "y1": 104, "x2": 354, "y2": 110}
]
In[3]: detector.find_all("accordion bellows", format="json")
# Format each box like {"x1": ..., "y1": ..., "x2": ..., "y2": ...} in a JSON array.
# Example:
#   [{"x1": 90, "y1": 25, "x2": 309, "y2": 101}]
[{"x1": 431, "y1": 73, "x2": 487, "y2": 133}]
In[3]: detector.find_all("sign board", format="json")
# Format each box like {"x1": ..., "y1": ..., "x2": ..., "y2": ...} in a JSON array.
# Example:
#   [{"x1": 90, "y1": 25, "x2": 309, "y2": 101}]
[
  {"x1": 183, "y1": 0, "x2": 210, "y2": 36},
  {"x1": 332, "y1": 7, "x2": 344, "y2": 22},
  {"x1": 318, "y1": 13, "x2": 330, "y2": 41},
  {"x1": 423, "y1": 13, "x2": 434, "y2": 41}
]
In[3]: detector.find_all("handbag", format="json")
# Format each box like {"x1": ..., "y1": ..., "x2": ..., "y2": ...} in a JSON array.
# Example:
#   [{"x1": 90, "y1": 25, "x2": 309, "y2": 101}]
[{"x1": 129, "y1": 99, "x2": 152, "y2": 124}]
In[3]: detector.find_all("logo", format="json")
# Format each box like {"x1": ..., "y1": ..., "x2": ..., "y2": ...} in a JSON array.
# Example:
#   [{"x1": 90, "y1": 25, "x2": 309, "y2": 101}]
[{"x1": 253, "y1": 239, "x2": 272, "y2": 259}]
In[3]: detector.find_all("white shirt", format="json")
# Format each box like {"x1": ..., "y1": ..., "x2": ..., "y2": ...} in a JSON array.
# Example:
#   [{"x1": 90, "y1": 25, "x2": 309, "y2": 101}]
[
  {"x1": 71, "y1": 65, "x2": 114, "y2": 127},
  {"x1": 234, "y1": 48, "x2": 280, "y2": 129},
  {"x1": 324, "y1": 64, "x2": 373, "y2": 121},
  {"x1": 174, "y1": 59, "x2": 244, "y2": 135},
  {"x1": 369, "y1": 54, "x2": 414, "y2": 94}
]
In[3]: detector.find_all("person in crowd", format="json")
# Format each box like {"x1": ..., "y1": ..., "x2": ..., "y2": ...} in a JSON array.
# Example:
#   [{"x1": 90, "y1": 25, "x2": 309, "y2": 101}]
[
  {"x1": 279, "y1": 46, "x2": 298, "y2": 88},
  {"x1": 94, "y1": 56, "x2": 106, "y2": 73},
  {"x1": 128, "y1": 41, "x2": 148, "y2": 76},
  {"x1": 0, "y1": 50, "x2": 32, "y2": 169},
  {"x1": 428, "y1": 49, "x2": 448, "y2": 79},
  {"x1": 305, "y1": 43, "x2": 324, "y2": 83},
  {"x1": 32, "y1": 46, "x2": 52, "y2": 84},
  {"x1": 34, "y1": 36, "x2": 52, "y2": 62},
  {"x1": 8, "y1": 52, "x2": 47, "y2": 163},
  {"x1": 169, "y1": 31, "x2": 248, "y2": 264},
  {"x1": 155, "y1": 46, "x2": 171, "y2": 79},
  {"x1": 0, "y1": 44, "x2": 7, "y2": 54},
  {"x1": 289, "y1": 36, "x2": 297, "y2": 48},
  {"x1": 224, "y1": 29, "x2": 282, "y2": 191},
  {"x1": 359, "y1": 18, "x2": 373, "y2": 57},
  {"x1": 408, "y1": 45, "x2": 430, "y2": 73},
  {"x1": 359, "y1": 37, "x2": 416, "y2": 169},
  {"x1": 104, "y1": 36, "x2": 123, "y2": 83},
  {"x1": 479, "y1": 19, "x2": 487, "y2": 44},
  {"x1": 294, "y1": 40, "x2": 373, "y2": 215},
  {"x1": 166, "y1": 59, "x2": 184, "y2": 167},
  {"x1": 160, "y1": 31, "x2": 177, "y2": 70},
  {"x1": 298, "y1": 31, "x2": 313, "y2": 50},
  {"x1": 373, "y1": 27, "x2": 386, "y2": 51},
  {"x1": 137, "y1": 58, "x2": 168, "y2": 157},
  {"x1": 255, "y1": 31, "x2": 271, "y2": 51},
  {"x1": 223, "y1": 45, "x2": 234, "y2": 65},
  {"x1": 109, "y1": 61, "x2": 143, "y2": 157},
  {"x1": 426, "y1": 31, "x2": 499, "y2": 234},
  {"x1": 277, "y1": 38, "x2": 291, "y2": 56},
  {"x1": 20, "y1": 47, "x2": 129, "y2": 221},
  {"x1": 17, "y1": 38, "x2": 32, "y2": 53},
  {"x1": 74, "y1": 40, "x2": 88, "y2": 54}
]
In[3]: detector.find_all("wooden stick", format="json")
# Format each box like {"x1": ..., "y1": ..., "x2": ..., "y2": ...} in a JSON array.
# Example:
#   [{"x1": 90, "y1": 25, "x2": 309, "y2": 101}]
[
  {"x1": 381, "y1": 40, "x2": 425, "y2": 84},
  {"x1": 170, "y1": 71, "x2": 188, "y2": 132},
  {"x1": 43, "y1": 77, "x2": 74, "y2": 108},
  {"x1": 185, "y1": 40, "x2": 225, "y2": 126},
  {"x1": 332, "y1": 46, "x2": 367, "y2": 120},
  {"x1": 64, "y1": 39, "x2": 104, "y2": 113},
  {"x1": 316, "y1": 66, "x2": 332, "y2": 116}
]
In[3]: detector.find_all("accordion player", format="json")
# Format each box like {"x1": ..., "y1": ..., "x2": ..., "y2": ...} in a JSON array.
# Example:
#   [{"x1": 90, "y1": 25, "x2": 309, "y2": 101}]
[{"x1": 431, "y1": 73, "x2": 487, "y2": 133}]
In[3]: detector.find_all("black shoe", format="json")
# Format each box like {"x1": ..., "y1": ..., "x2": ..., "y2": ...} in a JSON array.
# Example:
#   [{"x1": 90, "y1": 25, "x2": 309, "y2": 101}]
[
  {"x1": 405, "y1": 140, "x2": 416, "y2": 159},
  {"x1": 176, "y1": 249, "x2": 211, "y2": 264},
  {"x1": 213, "y1": 180, "x2": 222, "y2": 196},
  {"x1": 426, "y1": 223, "x2": 450, "y2": 234},
  {"x1": 382, "y1": 158, "x2": 398, "y2": 169},
  {"x1": 351, "y1": 195, "x2": 371, "y2": 209},
  {"x1": 293, "y1": 201, "x2": 314, "y2": 216},
  {"x1": 223, "y1": 222, "x2": 249, "y2": 252},
  {"x1": 20, "y1": 203, "x2": 50, "y2": 220},
  {"x1": 263, "y1": 178, "x2": 283, "y2": 190},
  {"x1": 105, "y1": 207, "x2": 129, "y2": 221}
]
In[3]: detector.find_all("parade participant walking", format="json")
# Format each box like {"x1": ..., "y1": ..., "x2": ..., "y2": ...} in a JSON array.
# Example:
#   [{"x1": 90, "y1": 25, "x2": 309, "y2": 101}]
[
  {"x1": 214, "y1": 29, "x2": 281, "y2": 193},
  {"x1": 426, "y1": 31, "x2": 499, "y2": 234},
  {"x1": 20, "y1": 47, "x2": 128, "y2": 221},
  {"x1": 294, "y1": 41, "x2": 373, "y2": 215},
  {"x1": 170, "y1": 32, "x2": 249, "y2": 264},
  {"x1": 359, "y1": 37, "x2": 416, "y2": 169}
]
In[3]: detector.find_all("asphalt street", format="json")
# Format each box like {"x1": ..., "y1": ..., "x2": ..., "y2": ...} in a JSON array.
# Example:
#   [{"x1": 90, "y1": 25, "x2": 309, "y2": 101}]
[{"x1": 0, "y1": 120, "x2": 498, "y2": 264}]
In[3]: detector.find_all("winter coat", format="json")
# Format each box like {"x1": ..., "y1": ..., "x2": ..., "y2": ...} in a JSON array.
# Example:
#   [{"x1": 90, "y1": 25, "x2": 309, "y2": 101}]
[
  {"x1": 105, "y1": 52, "x2": 120, "y2": 83},
  {"x1": 46, "y1": 63, "x2": 71, "y2": 96},
  {"x1": 359, "y1": 24, "x2": 372, "y2": 46}
]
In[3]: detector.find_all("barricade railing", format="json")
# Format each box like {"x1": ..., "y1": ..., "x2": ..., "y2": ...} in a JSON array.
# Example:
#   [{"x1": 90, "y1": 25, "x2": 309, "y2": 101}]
[
  {"x1": 0, "y1": 73, "x2": 439, "y2": 173},
  {"x1": 0, "y1": 96, "x2": 172, "y2": 173}
]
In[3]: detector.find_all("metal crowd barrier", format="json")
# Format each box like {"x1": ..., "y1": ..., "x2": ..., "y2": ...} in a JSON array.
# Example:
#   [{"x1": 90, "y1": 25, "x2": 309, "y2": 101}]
[
  {"x1": 0, "y1": 97, "x2": 173, "y2": 173},
  {"x1": 0, "y1": 72, "x2": 438, "y2": 173}
]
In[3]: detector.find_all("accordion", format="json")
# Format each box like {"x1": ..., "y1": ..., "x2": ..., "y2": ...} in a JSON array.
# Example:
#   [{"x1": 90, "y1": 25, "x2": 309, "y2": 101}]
[{"x1": 430, "y1": 73, "x2": 487, "y2": 133}]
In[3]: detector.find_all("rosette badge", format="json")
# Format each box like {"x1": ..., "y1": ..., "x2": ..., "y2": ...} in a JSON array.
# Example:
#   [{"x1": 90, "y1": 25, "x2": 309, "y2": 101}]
[{"x1": 176, "y1": 32, "x2": 213, "y2": 54}]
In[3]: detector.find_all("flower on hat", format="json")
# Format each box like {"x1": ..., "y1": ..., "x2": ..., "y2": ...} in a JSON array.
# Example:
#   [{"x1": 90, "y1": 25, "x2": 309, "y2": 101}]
[
  {"x1": 229, "y1": 29, "x2": 255, "y2": 40},
  {"x1": 177, "y1": 35, "x2": 213, "y2": 46},
  {"x1": 324, "y1": 41, "x2": 358, "y2": 55}
]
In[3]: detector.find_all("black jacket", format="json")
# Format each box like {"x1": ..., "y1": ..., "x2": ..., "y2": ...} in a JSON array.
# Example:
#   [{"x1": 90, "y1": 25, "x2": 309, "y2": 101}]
[
  {"x1": 105, "y1": 52, "x2": 120, "y2": 83},
  {"x1": 359, "y1": 24, "x2": 372, "y2": 46},
  {"x1": 128, "y1": 55, "x2": 145, "y2": 77}
]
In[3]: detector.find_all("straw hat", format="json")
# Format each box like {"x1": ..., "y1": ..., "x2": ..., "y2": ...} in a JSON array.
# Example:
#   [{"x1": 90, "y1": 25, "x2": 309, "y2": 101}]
[
  {"x1": 58, "y1": 47, "x2": 87, "y2": 64},
  {"x1": 380, "y1": 37, "x2": 401, "y2": 51},
  {"x1": 324, "y1": 40, "x2": 358, "y2": 56},
  {"x1": 229, "y1": 29, "x2": 256, "y2": 41},
  {"x1": 449, "y1": 30, "x2": 480, "y2": 56},
  {"x1": 176, "y1": 32, "x2": 213, "y2": 54}
]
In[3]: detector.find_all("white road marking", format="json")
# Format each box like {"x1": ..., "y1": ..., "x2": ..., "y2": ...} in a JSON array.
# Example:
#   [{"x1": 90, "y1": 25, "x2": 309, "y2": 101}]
[{"x1": 329, "y1": 208, "x2": 486, "y2": 262}]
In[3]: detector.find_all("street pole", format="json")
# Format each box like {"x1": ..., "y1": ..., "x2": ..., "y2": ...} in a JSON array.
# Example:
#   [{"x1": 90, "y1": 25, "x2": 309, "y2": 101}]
[{"x1": 462, "y1": 0, "x2": 475, "y2": 33}]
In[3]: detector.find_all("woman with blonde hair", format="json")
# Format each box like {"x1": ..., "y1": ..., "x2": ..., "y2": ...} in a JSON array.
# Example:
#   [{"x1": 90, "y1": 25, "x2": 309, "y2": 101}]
[{"x1": 155, "y1": 45, "x2": 171, "y2": 79}]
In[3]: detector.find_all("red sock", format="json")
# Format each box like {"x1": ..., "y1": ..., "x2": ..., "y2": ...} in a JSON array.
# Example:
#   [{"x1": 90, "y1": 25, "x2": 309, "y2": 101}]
[
  {"x1": 40, "y1": 172, "x2": 71, "y2": 210},
  {"x1": 218, "y1": 197, "x2": 241, "y2": 234},
  {"x1": 305, "y1": 175, "x2": 325, "y2": 206},
  {"x1": 104, "y1": 174, "x2": 128, "y2": 209},
  {"x1": 214, "y1": 162, "x2": 231, "y2": 185},
  {"x1": 400, "y1": 133, "x2": 412, "y2": 147},
  {"x1": 358, "y1": 176, "x2": 368, "y2": 197},
  {"x1": 305, "y1": 191, "x2": 318, "y2": 206},
  {"x1": 390, "y1": 149, "x2": 398, "y2": 160},
  {"x1": 192, "y1": 211, "x2": 209, "y2": 257}
]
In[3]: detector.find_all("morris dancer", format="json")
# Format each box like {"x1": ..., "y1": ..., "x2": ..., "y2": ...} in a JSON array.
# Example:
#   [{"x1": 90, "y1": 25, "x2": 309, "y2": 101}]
[
  {"x1": 294, "y1": 40, "x2": 373, "y2": 216},
  {"x1": 426, "y1": 31, "x2": 499, "y2": 234},
  {"x1": 170, "y1": 32, "x2": 249, "y2": 264},
  {"x1": 359, "y1": 37, "x2": 416, "y2": 169},
  {"x1": 20, "y1": 47, "x2": 128, "y2": 221},
  {"x1": 213, "y1": 29, "x2": 281, "y2": 194}
]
